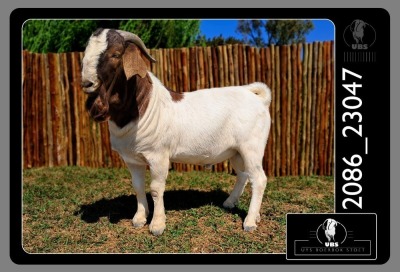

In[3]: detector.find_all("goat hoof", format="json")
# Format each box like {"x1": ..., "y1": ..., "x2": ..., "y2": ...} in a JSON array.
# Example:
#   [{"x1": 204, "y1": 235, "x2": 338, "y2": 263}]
[
  {"x1": 149, "y1": 221, "x2": 166, "y2": 236},
  {"x1": 243, "y1": 216, "x2": 258, "y2": 232},
  {"x1": 243, "y1": 223, "x2": 257, "y2": 232},
  {"x1": 132, "y1": 215, "x2": 147, "y2": 228},
  {"x1": 223, "y1": 199, "x2": 236, "y2": 209}
]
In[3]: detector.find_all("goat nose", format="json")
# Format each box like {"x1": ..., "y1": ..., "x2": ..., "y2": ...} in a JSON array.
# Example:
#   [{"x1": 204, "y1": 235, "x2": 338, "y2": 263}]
[{"x1": 81, "y1": 81, "x2": 94, "y2": 88}]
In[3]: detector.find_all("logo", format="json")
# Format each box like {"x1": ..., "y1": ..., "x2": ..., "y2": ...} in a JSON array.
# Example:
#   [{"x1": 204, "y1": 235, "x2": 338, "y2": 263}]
[
  {"x1": 286, "y1": 214, "x2": 377, "y2": 260},
  {"x1": 316, "y1": 218, "x2": 347, "y2": 247},
  {"x1": 343, "y1": 19, "x2": 376, "y2": 49}
]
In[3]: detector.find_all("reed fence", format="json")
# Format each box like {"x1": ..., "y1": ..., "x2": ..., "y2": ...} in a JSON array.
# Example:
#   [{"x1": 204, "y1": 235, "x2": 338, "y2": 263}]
[{"x1": 22, "y1": 41, "x2": 334, "y2": 176}]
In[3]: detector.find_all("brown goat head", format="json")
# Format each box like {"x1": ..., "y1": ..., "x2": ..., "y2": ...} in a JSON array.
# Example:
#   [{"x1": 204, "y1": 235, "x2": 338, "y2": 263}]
[{"x1": 82, "y1": 29, "x2": 156, "y2": 127}]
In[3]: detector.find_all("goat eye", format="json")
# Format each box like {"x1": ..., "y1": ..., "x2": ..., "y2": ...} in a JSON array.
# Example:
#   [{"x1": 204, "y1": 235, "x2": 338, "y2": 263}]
[{"x1": 111, "y1": 53, "x2": 121, "y2": 59}]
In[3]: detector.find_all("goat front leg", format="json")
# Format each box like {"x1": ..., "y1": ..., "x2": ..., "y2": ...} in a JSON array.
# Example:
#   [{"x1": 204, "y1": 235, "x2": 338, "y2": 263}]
[
  {"x1": 127, "y1": 163, "x2": 149, "y2": 228},
  {"x1": 148, "y1": 157, "x2": 169, "y2": 236}
]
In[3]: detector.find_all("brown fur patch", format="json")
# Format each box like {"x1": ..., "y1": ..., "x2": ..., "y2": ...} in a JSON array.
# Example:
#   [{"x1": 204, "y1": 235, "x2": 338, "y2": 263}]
[
  {"x1": 106, "y1": 74, "x2": 152, "y2": 128},
  {"x1": 134, "y1": 73, "x2": 153, "y2": 117},
  {"x1": 166, "y1": 87, "x2": 184, "y2": 102}
]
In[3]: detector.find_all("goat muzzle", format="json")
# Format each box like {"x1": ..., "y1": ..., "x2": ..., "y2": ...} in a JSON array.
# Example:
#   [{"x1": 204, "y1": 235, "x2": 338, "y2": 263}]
[{"x1": 84, "y1": 66, "x2": 122, "y2": 122}]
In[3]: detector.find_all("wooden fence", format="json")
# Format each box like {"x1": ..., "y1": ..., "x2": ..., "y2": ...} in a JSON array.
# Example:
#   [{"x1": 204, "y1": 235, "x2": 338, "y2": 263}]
[{"x1": 22, "y1": 41, "x2": 334, "y2": 176}]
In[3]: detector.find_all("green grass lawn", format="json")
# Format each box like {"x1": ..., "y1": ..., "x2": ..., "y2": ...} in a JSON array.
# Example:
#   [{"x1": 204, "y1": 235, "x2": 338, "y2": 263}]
[{"x1": 22, "y1": 166, "x2": 334, "y2": 253}]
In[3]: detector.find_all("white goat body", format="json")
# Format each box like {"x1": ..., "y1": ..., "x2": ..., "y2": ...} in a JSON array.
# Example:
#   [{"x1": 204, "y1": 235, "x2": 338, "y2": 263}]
[
  {"x1": 81, "y1": 29, "x2": 272, "y2": 235},
  {"x1": 109, "y1": 73, "x2": 271, "y2": 167}
]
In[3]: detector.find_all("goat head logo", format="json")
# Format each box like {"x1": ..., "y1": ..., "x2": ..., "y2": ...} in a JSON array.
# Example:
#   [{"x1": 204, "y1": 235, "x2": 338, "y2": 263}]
[
  {"x1": 322, "y1": 218, "x2": 338, "y2": 242},
  {"x1": 317, "y1": 218, "x2": 347, "y2": 247},
  {"x1": 343, "y1": 19, "x2": 376, "y2": 50},
  {"x1": 351, "y1": 20, "x2": 366, "y2": 44}
]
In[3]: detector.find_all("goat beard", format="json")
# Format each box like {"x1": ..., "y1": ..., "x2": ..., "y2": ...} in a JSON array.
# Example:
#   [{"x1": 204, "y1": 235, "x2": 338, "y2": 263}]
[{"x1": 85, "y1": 84, "x2": 112, "y2": 122}]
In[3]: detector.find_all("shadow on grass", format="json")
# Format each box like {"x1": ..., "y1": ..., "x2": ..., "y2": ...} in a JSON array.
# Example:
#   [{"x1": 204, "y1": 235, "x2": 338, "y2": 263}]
[{"x1": 74, "y1": 189, "x2": 247, "y2": 224}]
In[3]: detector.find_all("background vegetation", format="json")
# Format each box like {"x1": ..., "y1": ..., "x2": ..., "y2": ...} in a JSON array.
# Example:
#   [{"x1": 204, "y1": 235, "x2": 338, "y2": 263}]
[{"x1": 23, "y1": 19, "x2": 314, "y2": 52}]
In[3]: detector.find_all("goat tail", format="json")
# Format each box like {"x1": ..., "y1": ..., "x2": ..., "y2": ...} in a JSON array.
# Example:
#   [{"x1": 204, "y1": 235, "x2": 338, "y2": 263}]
[{"x1": 247, "y1": 82, "x2": 272, "y2": 107}]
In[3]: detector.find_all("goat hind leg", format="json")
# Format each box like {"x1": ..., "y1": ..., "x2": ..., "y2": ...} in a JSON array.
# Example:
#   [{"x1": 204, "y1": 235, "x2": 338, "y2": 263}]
[
  {"x1": 241, "y1": 153, "x2": 267, "y2": 231},
  {"x1": 223, "y1": 153, "x2": 249, "y2": 209}
]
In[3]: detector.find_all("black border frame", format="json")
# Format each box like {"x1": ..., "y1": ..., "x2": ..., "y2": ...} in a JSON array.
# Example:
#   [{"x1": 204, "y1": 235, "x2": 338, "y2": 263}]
[{"x1": 10, "y1": 8, "x2": 390, "y2": 265}]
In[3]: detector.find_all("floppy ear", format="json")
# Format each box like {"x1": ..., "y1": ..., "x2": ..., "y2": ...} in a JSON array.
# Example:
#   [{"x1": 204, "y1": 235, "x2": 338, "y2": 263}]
[
  {"x1": 322, "y1": 219, "x2": 328, "y2": 230},
  {"x1": 122, "y1": 43, "x2": 148, "y2": 80},
  {"x1": 350, "y1": 20, "x2": 357, "y2": 31}
]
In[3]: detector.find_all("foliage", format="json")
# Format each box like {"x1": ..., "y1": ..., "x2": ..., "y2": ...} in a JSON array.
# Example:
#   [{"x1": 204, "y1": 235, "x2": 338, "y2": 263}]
[
  {"x1": 236, "y1": 20, "x2": 266, "y2": 47},
  {"x1": 23, "y1": 20, "x2": 101, "y2": 53},
  {"x1": 236, "y1": 20, "x2": 314, "y2": 47},
  {"x1": 119, "y1": 20, "x2": 201, "y2": 49},
  {"x1": 194, "y1": 34, "x2": 244, "y2": 47},
  {"x1": 23, "y1": 20, "x2": 201, "y2": 53}
]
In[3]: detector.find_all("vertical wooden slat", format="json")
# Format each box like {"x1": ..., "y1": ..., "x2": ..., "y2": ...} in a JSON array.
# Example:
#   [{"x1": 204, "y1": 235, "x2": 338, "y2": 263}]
[
  {"x1": 256, "y1": 48, "x2": 262, "y2": 82},
  {"x1": 61, "y1": 53, "x2": 73, "y2": 165},
  {"x1": 265, "y1": 47, "x2": 273, "y2": 177},
  {"x1": 238, "y1": 44, "x2": 244, "y2": 85},
  {"x1": 328, "y1": 41, "x2": 335, "y2": 175},
  {"x1": 70, "y1": 52, "x2": 81, "y2": 166},
  {"x1": 319, "y1": 42, "x2": 330, "y2": 175},
  {"x1": 198, "y1": 46, "x2": 205, "y2": 89},
  {"x1": 31, "y1": 53, "x2": 39, "y2": 167},
  {"x1": 170, "y1": 48, "x2": 176, "y2": 91},
  {"x1": 190, "y1": 47, "x2": 197, "y2": 91},
  {"x1": 243, "y1": 45, "x2": 248, "y2": 85},
  {"x1": 22, "y1": 51, "x2": 29, "y2": 168},
  {"x1": 182, "y1": 48, "x2": 189, "y2": 92},
  {"x1": 60, "y1": 53, "x2": 70, "y2": 166},
  {"x1": 310, "y1": 42, "x2": 319, "y2": 175},
  {"x1": 43, "y1": 54, "x2": 54, "y2": 167},
  {"x1": 227, "y1": 44, "x2": 234, "y2": 86},
  {"x1": 275, "y1": 46, "x2": 281, "y2": 176},
  {"x1": 233, "y1": 44, "x2": 240, "y2": 86},
  {"x1": 315, "y1": 42, "x2": 323, "y2": 174},
  {"x1": 40, "y1": 53, "x2": 49, "y2": 167},
  {"x1": 37, "y1": 54, "x2": 46, "y2": 166},
  {"x1": 28, "y1": 52, "x2": 36, "y2": 167},
  {"x1": 300, "y1": 44, "x2": 309, "y2": 176},
  {"x1": 290, "y1": 44, "x2": 298, "y2": 176},
  {"x1": 325, "y1": 42, "x2": 332, "y2": 175},
  {"x1": 269, "y1": 45, "x2": 276, "y2": 176},
  {"x1": 286, "y1": 46, "x2": 292, "y2": 175},
  {"x1": 175, "y1": 48, "x2": 181, "y2": 91},
  {"x1": 217, "y1": 46, "x2": 224, "y2": 87},
  {"x1": 319, "y1": 42, "x2": 328, "y2": 175},
  {"x1": 248, "y1": 46, "x2": 256, "y2": 84},
  {"x1": 206, "y1": 47, "x2": 213, "y2": 88},
  {"x1": 296, "y1": 44, "x2": 303, "y2": 175},
  {"x1": 305, "y1": 43, "x2": 313, "y2": 176},
  {"x1": 30, "y1": 53, "x2": 36, "y2": 166},
  {"x1": 223, "y1": 45, "x2": 229, "y2": 86},
  {"x1": 280, "y1": 45, "x2": 287, "y2": 176},
  {"x1": 202, "y1": 47, "x2": 209, "y2": 89}
]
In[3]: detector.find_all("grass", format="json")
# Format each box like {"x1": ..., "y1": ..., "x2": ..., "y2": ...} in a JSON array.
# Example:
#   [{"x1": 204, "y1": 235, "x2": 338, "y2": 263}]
[{"x1": 22, "y1": 166, "x2": 334, "y2": 253}]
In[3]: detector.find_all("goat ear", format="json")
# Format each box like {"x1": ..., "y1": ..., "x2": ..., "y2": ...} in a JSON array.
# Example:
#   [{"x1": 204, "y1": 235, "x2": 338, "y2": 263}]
[
  {"x1": 322, "y1": 219, "x2": 328, "y2": 230},
  {"x1": 122, "y1": 43, "x2": 148, "y2": 80}
]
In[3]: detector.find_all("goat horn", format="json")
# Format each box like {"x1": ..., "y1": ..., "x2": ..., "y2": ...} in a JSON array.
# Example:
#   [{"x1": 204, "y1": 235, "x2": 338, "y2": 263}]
[{"x1": 117, "y1": 30, "x2": 157, "y2": 63}]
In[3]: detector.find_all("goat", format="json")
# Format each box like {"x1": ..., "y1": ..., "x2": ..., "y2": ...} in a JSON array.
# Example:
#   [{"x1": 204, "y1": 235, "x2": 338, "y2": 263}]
[
  {"x1": 350, "y1": 19, "x2": 366, "y2": 44},
  {"x1": 322, "y1": 218, "x2": 338, "y2": 242},
  {"x1": 81, "y1": 28, "x2": 272, "y2": 235}
]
